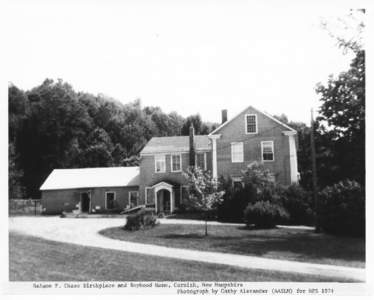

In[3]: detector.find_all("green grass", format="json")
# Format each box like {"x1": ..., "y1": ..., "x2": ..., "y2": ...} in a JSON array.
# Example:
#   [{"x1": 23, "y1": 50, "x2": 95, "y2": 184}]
[
  {"x1": 9, "y1": 232, "x2": 357, "y2": 282},
  {"x1": 100, "y1": 224, "x2": 365, "y2": 268}
]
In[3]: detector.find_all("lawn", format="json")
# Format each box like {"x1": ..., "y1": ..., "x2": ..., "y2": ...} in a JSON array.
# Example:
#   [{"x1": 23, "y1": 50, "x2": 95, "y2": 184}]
[
  {"x1": 9, "y1": 232, "x2": 355, "y2": 282},
  {"x1": 99, "y1": 224, "x2": 365, "y2": 268}
]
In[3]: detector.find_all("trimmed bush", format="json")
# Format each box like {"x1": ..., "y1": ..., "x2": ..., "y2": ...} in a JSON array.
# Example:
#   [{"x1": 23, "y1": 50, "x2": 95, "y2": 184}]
[
  {"x1": 319, "y1": 180, "x2": 365, "y2": 237},
  {"x1": 244, "y1": 201, "x2": 289, "y2": 228},
  {"x1": 280, "y1": 184, "x2": 314, "y2": 225},
  {"x1": 124, "y1": 209, "x2": 159, "y2": 231}
]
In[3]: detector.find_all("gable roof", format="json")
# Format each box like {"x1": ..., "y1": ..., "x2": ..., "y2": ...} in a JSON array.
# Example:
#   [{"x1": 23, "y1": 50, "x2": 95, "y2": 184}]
[
  {"x1": 209, "y1": 105, "x2": 297, "y2": 135},
  {"x1": 140, "y1": 135, "x2": 210, "y2": 155},
  {"x1": 40, "y1": 167, "x2": 140, "y2": 191}
]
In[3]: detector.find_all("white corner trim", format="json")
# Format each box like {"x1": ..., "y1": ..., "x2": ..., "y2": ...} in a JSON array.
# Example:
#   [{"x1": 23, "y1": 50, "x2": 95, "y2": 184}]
[
  {"x1": 288, "y1": 135, "x2": 299, "y2": 183},
  {"x1": 283, "y1": 130, "x2": 297, "y2": 136}
]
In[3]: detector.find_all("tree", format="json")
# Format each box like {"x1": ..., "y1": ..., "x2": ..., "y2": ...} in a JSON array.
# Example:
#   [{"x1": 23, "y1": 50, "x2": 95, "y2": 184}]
[
  {"x1": 181, "y1": 114, "x2": 209, "y2": 135},
  {"x1": 16, "y1": 79, "x2": 92, "y2": 197},
  {"x1": 183, "y1": 167, "x2": 224, "y2": 235},
  {"x1": 316, "y1": 10, "x2": 365, "y2": 186}
]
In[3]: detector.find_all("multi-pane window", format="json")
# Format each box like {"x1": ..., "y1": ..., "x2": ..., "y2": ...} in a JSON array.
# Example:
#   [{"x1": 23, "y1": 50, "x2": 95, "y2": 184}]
[
  {"x1": 171, "y1": 154, "x2": 182, "y2": 172},
  {"x1": 155, "y1": 155, "x2": 166, "y2": 173},
  {"x1": 245, "y1": 114, "x2": 257, "y2": 134},
  {"x1": 129, "y1": 191, "x2": 139, "y2": 208},
  {"x1": 195, "y1": 153, "x2": 207, "y2": 170},
  {"x1": 261, "y1": 141, "x2": 274, "y2": 161},
  {"x1": 231, "y1": 142, "x2": 244, "y2": 163},
  {"x1": 145, "y1": 187, "x2": 154, "y2": 205},
  {"x1": 105, "y1": 192, "x2": 116, "y2": 209}
]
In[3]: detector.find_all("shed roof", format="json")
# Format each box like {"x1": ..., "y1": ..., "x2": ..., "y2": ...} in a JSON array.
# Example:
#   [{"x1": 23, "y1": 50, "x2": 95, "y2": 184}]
[
  {"x1": 40, "y1": 167, "x2": 140, "y2": 191},
  {"x1": 140, "y1": 135, "x2": 211, "y2": 155}
]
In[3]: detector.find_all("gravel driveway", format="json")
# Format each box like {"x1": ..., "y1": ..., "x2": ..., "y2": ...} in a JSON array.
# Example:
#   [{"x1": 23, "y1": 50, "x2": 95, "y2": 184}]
[{"x1": 9, "y1": 216, "x2": 365, "y2": 281}]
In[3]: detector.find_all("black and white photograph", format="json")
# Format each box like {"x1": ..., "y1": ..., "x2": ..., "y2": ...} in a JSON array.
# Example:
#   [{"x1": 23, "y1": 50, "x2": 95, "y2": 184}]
[{"x1": 2, "y1": 0, "x2": 371, "y2": 296}]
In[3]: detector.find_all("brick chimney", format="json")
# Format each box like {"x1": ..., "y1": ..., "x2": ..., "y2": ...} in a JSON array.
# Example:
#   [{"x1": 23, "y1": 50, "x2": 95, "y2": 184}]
[
  {"x1": 189, "y1": 125, "x2": 195, "y2": 167},
  {"x1": 221, "y1": 109, "x2": 228, "y2": 124}
]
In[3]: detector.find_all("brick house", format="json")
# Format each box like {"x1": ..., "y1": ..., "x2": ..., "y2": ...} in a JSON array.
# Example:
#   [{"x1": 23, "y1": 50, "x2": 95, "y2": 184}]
[{"x1": 40, "y1": 105, "x2": 298, "y2": 214}]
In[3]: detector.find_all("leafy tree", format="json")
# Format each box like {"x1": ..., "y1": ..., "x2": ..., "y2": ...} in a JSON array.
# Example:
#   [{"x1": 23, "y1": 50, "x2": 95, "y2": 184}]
[
  {"x1": 316, "y1": 10, "x2": 365, "y2": 186},
  {"x1": 16, "y1": 79, "x2": 92, "y2": 197},
  {"x1": 183, "y1": 167, "x2": 225, "y2": 235},
  {"x1": 181, "y1": 114, "x2": 209, "y2": 135}
]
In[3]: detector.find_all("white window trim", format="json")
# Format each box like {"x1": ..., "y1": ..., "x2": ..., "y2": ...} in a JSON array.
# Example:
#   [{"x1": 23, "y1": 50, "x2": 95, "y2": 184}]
[
  {"x1": 245, "y1": 114, "x2": 258, "y2": 134},
  {"x1": 105, "y1": 191, "x2": 116, "y2": 209},
  {"x1": 170, "y1": 153, "x2": 182, "y2": 172},
  {"x1": 155, "y1": 154, "x2": 166, "y2": 173},
  {"x1": 231, "y1": 142, "x2": 244, "y2": 163},
  {"x1": 261, "y1": 141, "x2": 275, "y2": 162},
  {"x1": 128, "y1": 191, "x2": 139, "y2": 207},
  {"x1": 195, "y1": 152, "x2": 207, "y2": 170}
]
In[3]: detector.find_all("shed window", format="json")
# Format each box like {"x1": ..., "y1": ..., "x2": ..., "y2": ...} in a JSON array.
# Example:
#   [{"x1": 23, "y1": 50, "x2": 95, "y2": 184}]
[
  {"x1": 129, "y1": 191, "x2": 139, "y2": 208},
  {"x1": 231, "y1": 142, "x2": 244, "y2": 163},
  {"x1": 245, "y1": 114, "x2": 257, "y2": 134},
  {"x1": 171, "y1": 154, "x2": 182, "y2": 172},
  {"x1": 261, "y1": 141, "x2": 274, "y2": 161},
  {"x1": 155, "y1": 155, "x2": 166, "y2": 173},
  {"x1": 105, "y1": 192, "x2": 116, "y2": 209}
]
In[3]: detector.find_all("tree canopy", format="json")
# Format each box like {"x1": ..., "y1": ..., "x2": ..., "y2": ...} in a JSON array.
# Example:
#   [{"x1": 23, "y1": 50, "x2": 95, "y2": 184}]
[{"x1": 8, "y1": 79, "x2": 217, "y2": 198}]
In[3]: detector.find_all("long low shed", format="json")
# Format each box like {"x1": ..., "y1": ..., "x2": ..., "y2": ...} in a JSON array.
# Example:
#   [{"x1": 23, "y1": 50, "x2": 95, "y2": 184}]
[{"x1": 40, "y1": 167, "x2": 140, "y2": 214}]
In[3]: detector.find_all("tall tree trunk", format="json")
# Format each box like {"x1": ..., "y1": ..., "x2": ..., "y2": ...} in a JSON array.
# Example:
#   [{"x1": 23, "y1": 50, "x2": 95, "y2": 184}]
[{"x1": 205, "y1": 212, "x2": 208, "y2": 236}]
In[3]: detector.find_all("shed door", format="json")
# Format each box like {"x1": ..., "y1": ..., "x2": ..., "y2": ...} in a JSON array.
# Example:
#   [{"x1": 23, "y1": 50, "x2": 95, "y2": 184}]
[{"x1": 81, "y1": 192, "x2": 90, "y2": 213}]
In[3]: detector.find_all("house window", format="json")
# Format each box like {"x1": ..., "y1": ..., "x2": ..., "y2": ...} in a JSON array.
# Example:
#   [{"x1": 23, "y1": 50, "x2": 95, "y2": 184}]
[
  {"x1": 155, "y1": 155, "x2": 166, "y2": 173},
  {"x1": 231, "y1": 142, "x2": 244, "y2": 163},
  {"x1": 145, "y1": 187, "x2": 154, "y2": 205},
  {"x1": 195, "y1": 152, "x2": 207, "y2": 170},
  {"x1": 128, "y1": 191, "x2": 139, "y2": 208},
  {"x1": 105, "y1": 192, "x2": 116, "y2": 209},
  {"x1": 245, "y1": 114, "x2": 257, "y2": 134},
  {"x1": 261, "y1": 141, "x2": 274, "y2": 161},
  {"x1": 171, "y1": 154, "x2": 182, "y2": 172}
]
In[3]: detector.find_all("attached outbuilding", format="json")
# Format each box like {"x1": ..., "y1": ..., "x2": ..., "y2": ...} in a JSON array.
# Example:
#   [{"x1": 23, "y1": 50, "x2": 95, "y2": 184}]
[{"x1": 40, "y1": 167, "x2": 140, "y2": 214}]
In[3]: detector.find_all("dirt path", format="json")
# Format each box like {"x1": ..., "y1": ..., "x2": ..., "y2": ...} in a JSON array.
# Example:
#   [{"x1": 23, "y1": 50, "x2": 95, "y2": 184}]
[{"x1": 9, "y1": 216, "x2": 365, "y2": 281}]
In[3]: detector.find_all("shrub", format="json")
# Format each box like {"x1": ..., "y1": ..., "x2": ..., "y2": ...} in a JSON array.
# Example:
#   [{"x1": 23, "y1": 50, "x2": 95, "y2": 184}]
[
  {"x1": 217, "y1": 163, "x2": 279, "y2": 222},
  {"x1": 124, "y1": 209, "x2": 159, "y2": 231},
  {"x1": 280, "y1": 184, "x2": 314, "y2": 225},
  {"x1": 244, "y1": 201, "x2": 289, "y2": 228},
  {"x1": 318, "y1": 180, "x2": 365, "y2": 237},
  {"x1": 217, "y1": 177, "x2": 251, "y2": 222}
]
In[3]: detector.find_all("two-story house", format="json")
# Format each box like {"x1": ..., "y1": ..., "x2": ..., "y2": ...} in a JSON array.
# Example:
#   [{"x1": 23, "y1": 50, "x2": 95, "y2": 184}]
[
  {"x1": 40, "y1": 105, "x2": 298, "y2": 215},
  {"x1": 137, "y1": 105, "x2": 298, "y2": 214}
]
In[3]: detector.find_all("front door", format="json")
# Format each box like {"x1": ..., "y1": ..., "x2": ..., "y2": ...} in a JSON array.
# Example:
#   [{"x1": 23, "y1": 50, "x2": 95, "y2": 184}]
[
  {"x1": 163, "y1": 190, "x2": 170, "y2": 212},
  {"x1": 81, "y1": 192, "x2": 90, "y2": 213},
  {"x1": 156, "y1": 189, "x2": 171, "y2": 213}
]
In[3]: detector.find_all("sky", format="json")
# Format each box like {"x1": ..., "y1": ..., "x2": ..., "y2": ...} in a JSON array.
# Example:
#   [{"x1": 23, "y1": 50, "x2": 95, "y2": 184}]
[{"x1": 4, "y1": 0, "x2": 363, "y2": 124}]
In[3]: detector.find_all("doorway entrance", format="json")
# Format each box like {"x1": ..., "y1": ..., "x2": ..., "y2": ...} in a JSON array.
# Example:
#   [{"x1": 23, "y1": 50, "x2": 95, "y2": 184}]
[
  {"x1": 80, "y1": 192, "x2": 91, "y2": 213},
  {"x1": 156, "y1": 189, "x2": 171, "y2": 213}
]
